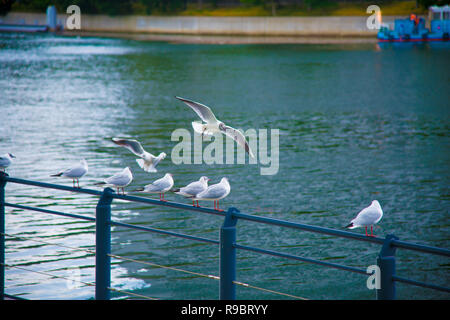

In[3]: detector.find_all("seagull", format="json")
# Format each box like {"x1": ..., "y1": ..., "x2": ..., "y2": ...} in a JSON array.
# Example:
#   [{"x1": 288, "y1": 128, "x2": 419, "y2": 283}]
[
  {"x1": 112, "y1": 138, "x2": 166, "y2": 173},
  {"x1": 172, "y1": 176, "x2": 210, "y2": 207},
  {"x1": 190, "y1": 177, "x2": 231, "y2": 211},
  {"x1": 0, "y1": 153, "x2": 15, "y2": 172},
  {"x1": 134, "y1": 173, "x2": 174, "y2": 201},
  {"x1": 345, "y1": 200, "x2": 383, "y2": 237},
  {"x1": 51, "y1": 159, "x2": 88, "y2": 188},
  {"x1": 175, "y1": 96, "x2": 255, "y2": 158},
  {"x1": 95, "y1": 167, "x2": 133, "y2": 195}
]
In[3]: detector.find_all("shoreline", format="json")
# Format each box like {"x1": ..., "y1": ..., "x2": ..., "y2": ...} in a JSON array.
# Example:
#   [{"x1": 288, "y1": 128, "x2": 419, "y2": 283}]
[{"x1": 61, "y1": 30, "x2": 378, "y2": 44}]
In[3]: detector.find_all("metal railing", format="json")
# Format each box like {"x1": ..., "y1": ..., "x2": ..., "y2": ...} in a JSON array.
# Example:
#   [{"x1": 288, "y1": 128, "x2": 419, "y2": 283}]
[{"x1": 1, "y1": 172, "x2": 449, "y2": 300}]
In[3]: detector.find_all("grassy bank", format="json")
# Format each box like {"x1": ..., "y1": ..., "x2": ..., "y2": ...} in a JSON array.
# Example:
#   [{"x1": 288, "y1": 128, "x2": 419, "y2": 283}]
[
  {"x1": 179, "y1": 1, "x2": 426, "y2": 17},
  {"x1": 10, "y1": 1, "x2": 427, "y2": 17}
]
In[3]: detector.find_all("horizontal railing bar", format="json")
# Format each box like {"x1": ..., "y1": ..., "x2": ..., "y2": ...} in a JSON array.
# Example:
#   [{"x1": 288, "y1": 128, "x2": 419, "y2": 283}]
[
  {"x1": 5, "y1": 203, "x2": 218, "y2": 244},
  {"x1": 234, "y1": 244, "x2": 368, "y2": 275},
  {"x1": 3, "y1": 176, "x2": 449, "y2": 258},
  {"x1": 393, "y1": 275, "x2": 450, "y2": 293},
  {"x1": 111, "y1": 193, "x2": 227, "y2": 217},
  {"x1": 391, "y1": 240, "x2": 450, "y2": 258},
  {"x1": 110, "y1": 220, "x2": 220, "y2": 245},
  {"x1": 232, "y1": 211, "x2": 385, "y2": 245},
  {"x1": 3, "y1": 176, "x2": 103, "y2": 196},
  {"x1": 5, "y1": 203, "x2": 96, "y2": 222}
]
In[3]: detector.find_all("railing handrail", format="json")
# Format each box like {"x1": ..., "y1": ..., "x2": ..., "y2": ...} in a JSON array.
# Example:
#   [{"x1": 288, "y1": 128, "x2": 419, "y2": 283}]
[
  {"x1": 1, "y1": 173, "x2": 449, "y2": 300},
  {"x1": 2, "y1": 175, "x2": 449, "y2": 258}
]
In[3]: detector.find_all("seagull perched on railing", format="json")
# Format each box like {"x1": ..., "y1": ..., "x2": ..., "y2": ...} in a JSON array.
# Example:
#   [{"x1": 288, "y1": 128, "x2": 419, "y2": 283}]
[
  {"x1": 95, "y1": 167, "x2": 133, "y2": 195},
  {"x1": 112, "y1": 138, "x2": 166, "y2": 173},
  {"x1": 189, "y1": 177, "x2": 230, "y2": 211},
  {"x1": 51, "y1": 159, "x2": 88, "y2": 188},
  {"x1": 175, "y1": 96, "x2": 255, "y2": 158},
  {"x1": 172, "y1": 176, "x2": 210, "y2": 207},
  {"x1": 0, "y1": 153, "x2": 15, "y2": 172},
  {"x1": 134, "y1": 173, "x2": 174, "y2": 201},
  {"x1": 345, "y1": 200, "x2": 383, "y2": 237}
]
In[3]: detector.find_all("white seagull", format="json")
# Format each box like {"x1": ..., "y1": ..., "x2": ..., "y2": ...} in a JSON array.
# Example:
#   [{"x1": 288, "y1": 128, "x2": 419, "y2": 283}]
[
  {"x1": 134, "y1": 173, "x2": 174, "y2": 201},
  {"x1": 190, "y1": 177, "x2": 231, "y2": 211},
  {"x1": 0, "y1": 153, "x2": 15, "y2": 172},
  {"x1": 172, "y1": 176, "x2": 210, "y2": 207},
  {"x1": 95, "y1": 167, "x2": 133, "y2": 195},
  {"x1": 345, "y1": 200, "x2": 383, "y2": 237},
  {"x1": 51, "y1": 159, "x2": 88, "y2": 188},
  {"x1": 112, "y1": 138, "x2": 166, "y2": 173},
  {"x1": 175, "y1": 96, "x2": 255, "y2": 158}
]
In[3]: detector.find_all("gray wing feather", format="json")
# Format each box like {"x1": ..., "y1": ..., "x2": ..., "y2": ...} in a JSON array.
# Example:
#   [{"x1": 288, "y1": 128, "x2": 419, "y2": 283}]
[
  {"x1": 222, "y1": 126, "x2": 255, "y2": 158},
  {"x1": 198, "y1": 185, "x2": 226, "y2": 199},
  {"x1": 175, "y1": 96, "x2": 218, "y2": 123},
  {"x1": 112, "y1": 138, "x2": 145, "y2": 157},
  {"x1": 63, "y1": 166, "x2": 87, "y2": 178}
]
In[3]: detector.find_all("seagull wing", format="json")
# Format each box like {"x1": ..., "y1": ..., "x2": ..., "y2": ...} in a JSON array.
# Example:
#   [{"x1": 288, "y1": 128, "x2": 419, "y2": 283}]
[
  {"x1": 62, "y1": 165, "x2": 87, "y2": 178},
  {"x1": 112, "y1": 138, "x2": 146, "y2": 157},
  {"x1": 221, "y1": 125, "x2": 255, "y2": 158},
  {"x1": 353, "y1": 206, "x2": 382, "y2": 226},
  {"x1": 105, "y1": 171, "x2": 128, "y2": 186},
  {"x1": 181, "y1": 181, "x2": 205, "y2": 196},
  {"x1": 175, "y1": 96, "x2": 218, "y2": 123}
]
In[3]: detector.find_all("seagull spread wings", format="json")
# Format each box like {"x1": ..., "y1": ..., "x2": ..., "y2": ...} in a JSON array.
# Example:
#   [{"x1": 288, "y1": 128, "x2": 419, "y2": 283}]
[
  {"x1": 112, "y1": 138, "x2": 146, "y2": 158},
  {"x1": 175, "y1": 96, "x2": 218, "y2": 123},
  {"x1": 222, "y1": 125, "x2": 255, "y2": 159}
]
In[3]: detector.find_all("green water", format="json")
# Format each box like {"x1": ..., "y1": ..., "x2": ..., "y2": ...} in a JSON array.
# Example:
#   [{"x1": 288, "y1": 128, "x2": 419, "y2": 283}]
[{"x1": 0, "y1": 33, "x2": 449, "y2": 300}]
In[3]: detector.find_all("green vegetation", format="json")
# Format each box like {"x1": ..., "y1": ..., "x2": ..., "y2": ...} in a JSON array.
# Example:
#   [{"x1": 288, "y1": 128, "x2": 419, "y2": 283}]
[{"x1": 3, "y1": 0, "x2": 450, "y2": 16}]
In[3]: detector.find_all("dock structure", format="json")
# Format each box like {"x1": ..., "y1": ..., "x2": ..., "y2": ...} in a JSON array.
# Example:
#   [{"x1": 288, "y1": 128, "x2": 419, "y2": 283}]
[{"x1": 1, "y1": 172, "x2": 449, "y2": 300}]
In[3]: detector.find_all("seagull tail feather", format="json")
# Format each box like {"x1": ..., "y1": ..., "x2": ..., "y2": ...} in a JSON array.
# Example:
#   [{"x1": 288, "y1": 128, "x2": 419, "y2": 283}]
[
  {"x1": 50, "y1": 172, "x2": 63, "y2": 177},
  {"x1": 344, "y1": 222, "x2": 354, "y2": 229}
]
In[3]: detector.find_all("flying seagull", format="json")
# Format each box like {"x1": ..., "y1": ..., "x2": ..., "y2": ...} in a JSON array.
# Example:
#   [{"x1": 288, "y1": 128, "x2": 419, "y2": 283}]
[
  {"x1": 51, "y1": 159, "x2": 88, "y2": 188},
  {"x1": 345, "y1": 200, "x2": 383, "y2": 237},
  {"x1": 190, "y1": 177, "x2": 231, "y2": 211},
  {"x1": 95, "y1": 167, "x2": 133, "y2": 195},
  {"x1": 112, "y1": 138, "x2": 166, "y2": 173},
  {"x1": 175, "y1": 96, "x2": 255, "y2": 158},
  {"x1": 134, "y1": 173, "x2": 174, "y2": 201},
  {"x1": 172, "y1": 176, "x2": 210, "y2": 207},
  {"x1": 0, "y1": 153, "x2": 15, "y2": 172}
]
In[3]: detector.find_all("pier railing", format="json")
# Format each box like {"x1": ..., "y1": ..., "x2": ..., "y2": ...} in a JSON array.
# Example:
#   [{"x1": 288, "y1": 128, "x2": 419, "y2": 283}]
[{"x1": 1, "y1": 172, "x2": 449, "y2": 300}]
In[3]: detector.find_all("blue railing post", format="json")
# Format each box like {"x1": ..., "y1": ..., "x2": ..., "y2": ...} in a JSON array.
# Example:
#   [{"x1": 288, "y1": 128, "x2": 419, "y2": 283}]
[
  {"x1": 95, "y1": 187, "x2": 114, "y2": 300},
  {"x1": 0, "y1": 172, "x2": 7, "y2": 300},
  {"x1": 220, "y1": 207, "x2": 239, "y2": 300},
  {"x1": 377, "y1": 234, "x2": 398, "y2": 300}
]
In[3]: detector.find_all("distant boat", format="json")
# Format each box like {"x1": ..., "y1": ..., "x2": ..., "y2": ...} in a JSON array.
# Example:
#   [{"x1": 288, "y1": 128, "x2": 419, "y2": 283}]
[{"x1": 377, "y1": 5, "x2": 450, "y2": 42}]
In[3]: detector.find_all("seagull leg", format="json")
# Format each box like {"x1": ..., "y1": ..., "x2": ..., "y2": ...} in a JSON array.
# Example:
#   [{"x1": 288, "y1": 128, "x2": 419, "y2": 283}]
[
  {"x1": 77, "y1": 179, "x2": 80, "y2": 188},
  {"x1": 197, "y1": 200, "x2": 199, "y2": 207},
  {"x1": 193, "y1": 200, "x2": 195, "y2": 207},
  {"x1": 216, "y1": 200, "x2": 224, "y2": 212},
  {"x1": 214, "y1": 200, "x2": 216, "y2": 210},
  {"x1": 370, "y1": 225, "x2": 374, "y2": 237},
  {"x1": 365, "y1": 226, "x2": 368, "y2": 237}
]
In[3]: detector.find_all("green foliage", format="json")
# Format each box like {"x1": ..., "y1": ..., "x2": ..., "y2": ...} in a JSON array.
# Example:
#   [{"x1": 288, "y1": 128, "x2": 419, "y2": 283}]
[
  {"x1": 417, "y1": 0, "x2": 450, "y2": 8},
  {"x1": 0, "y1": 0, "x2": 15, "y2": 16}
]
